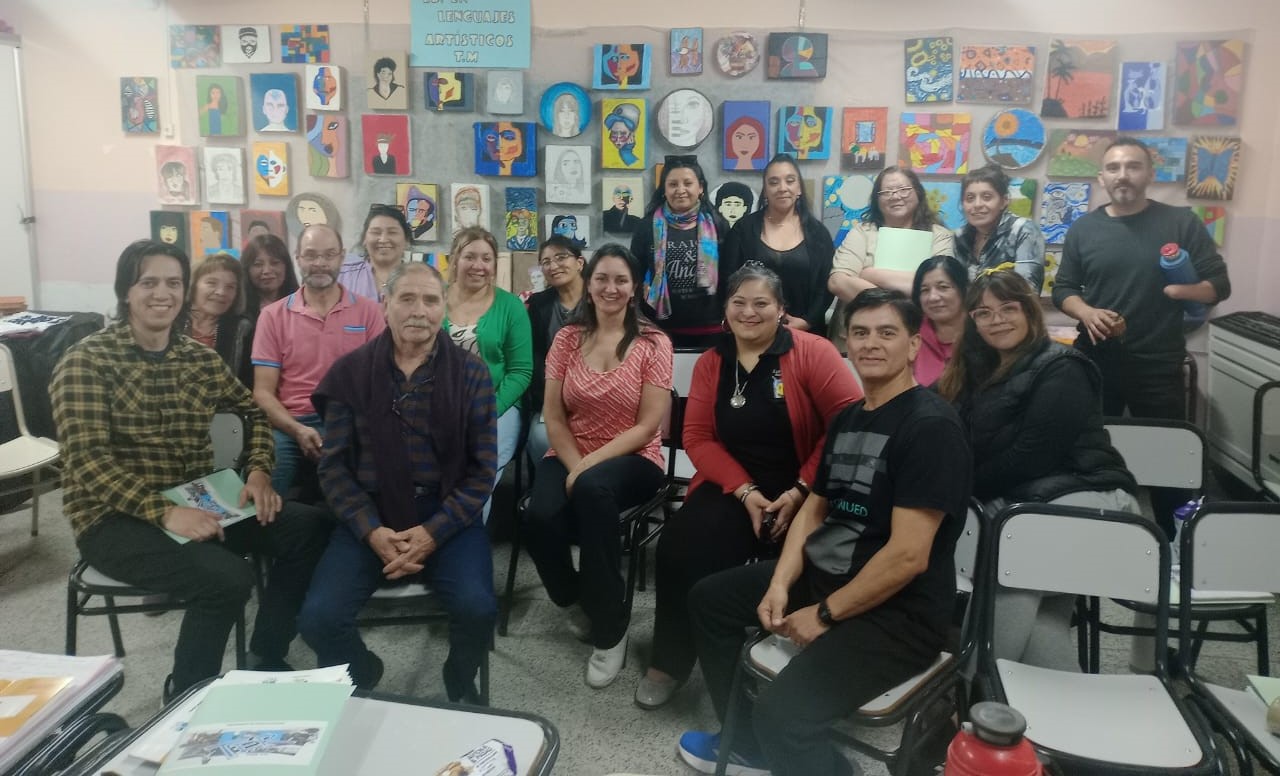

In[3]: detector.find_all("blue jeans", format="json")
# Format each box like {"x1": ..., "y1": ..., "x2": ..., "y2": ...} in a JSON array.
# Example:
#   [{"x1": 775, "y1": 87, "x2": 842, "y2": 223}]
[
  {"x1": 482, "y1": 406, "x2": 522, "y2": 524},
  {"x1": 297, "y1": 497, "x2": 496, "y2": 700},
  {"x1": 271, "y1": 413, "x2": 323, "y2": 497},
  {"x1": 525, "y1": 412, "x2": 550, "y2": 463}
]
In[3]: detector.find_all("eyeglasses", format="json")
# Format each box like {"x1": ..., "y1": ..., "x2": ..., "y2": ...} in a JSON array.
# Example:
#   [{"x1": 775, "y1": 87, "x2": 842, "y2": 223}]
[
  {"x1": 538, "y1": 252, "x2": 576, "y2": 269},
  {"x1": 298, "y1": 249, "x2": 343, "y2": 261},
  {"x1": 969, "y1": 302, "x2": 1024, "y2": 325},
  {"x1": 877, "y1": 186, "x2": 916, "y2": 200}
]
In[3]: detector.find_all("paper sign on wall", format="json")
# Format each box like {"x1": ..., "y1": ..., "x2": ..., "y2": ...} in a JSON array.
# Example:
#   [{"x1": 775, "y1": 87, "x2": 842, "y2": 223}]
[{"x1": 411, "y1": 0, "x2": 531, "y2": 69}]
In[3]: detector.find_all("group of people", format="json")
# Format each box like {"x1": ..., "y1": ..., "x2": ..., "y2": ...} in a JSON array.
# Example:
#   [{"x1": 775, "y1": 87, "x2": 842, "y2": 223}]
[{"x1": 49, "y1": 136, "x2": 1229, "y2": 776}]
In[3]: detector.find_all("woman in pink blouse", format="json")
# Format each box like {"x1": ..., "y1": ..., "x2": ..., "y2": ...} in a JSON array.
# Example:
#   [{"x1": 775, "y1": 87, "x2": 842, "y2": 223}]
[{"x1": 523, "y1": 244, "x2": 673, "y2": 690}]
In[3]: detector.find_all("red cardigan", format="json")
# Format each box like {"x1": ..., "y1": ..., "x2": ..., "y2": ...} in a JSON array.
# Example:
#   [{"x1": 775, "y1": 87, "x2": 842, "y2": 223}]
[{"x1": 685, "y1": 329, "x2": 863, "y2": 496}]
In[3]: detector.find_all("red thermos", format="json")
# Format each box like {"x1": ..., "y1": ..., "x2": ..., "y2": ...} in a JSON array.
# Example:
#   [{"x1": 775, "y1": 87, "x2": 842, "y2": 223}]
[{"x1": 944, "y1": 702, "x2": 1043, "y2": 776}]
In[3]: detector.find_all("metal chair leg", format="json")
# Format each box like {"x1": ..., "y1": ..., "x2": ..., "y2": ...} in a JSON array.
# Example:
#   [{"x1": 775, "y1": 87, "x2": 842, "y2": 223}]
[
  {"x1": 714, "y1": 642, "x2": 753, "y2": 776},
  {"x1": 480, "y1": 648, "x2": 491, "y2": 706},
  {"x1": 104, "y1": 597, "x2": 126, "y2": 658},
  {"x1": 234, "y1": 610, "x2": 247, "y2": 669},
  {"x1": 65, "y1": 584, "x2": 78, "y2": 655},
  {"x1": 30, "y1": 468, "x2": 40, "y2": 536},
  {"x1": 1257, "y1": 608, "x2": 1270, "y2": 676},
  {"x1": 500, "y1": 502, "x2": 524, "y2": 637}
]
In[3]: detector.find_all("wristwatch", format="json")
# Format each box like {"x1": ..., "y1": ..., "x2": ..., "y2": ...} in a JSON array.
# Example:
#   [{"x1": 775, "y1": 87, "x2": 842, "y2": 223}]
[{"x1": 817, "y1": 598, "x2": 837, "y2": 627}]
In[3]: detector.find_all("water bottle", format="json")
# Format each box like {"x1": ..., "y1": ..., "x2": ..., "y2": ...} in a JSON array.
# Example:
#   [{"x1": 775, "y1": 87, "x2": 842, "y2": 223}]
[
  {"x1": 1159, "y1": 243, "x2": 1208, "y2": 325},
  {"x1": 944, "y1": 702, "x2": 1043, "y2": 776}
]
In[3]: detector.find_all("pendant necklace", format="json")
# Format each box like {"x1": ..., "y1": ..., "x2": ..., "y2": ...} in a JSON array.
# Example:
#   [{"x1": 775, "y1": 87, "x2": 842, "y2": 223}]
[{"x1": 730, "y1": 361, "x2": 748, "y2": 409}]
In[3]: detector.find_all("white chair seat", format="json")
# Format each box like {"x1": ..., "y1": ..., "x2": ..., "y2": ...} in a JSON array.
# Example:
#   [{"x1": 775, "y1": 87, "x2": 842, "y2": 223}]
[
  {"x1": 0, "y1": 435, "x2": 59, "y2": 476},
  {"x1": 369, "y1": 583, "x2": 433, "y2": 600},
  {"x1": 79, "y1": 565, "x2": 139, "y2": 590},
  {"x1": 1168, "y1": 569, "x2": 1274, "y2": 606},
  {"x1": 956, "y1": 573, "x2": 973, "y2": 595},
  {"x1": 1204, "y1": 683, "x2": 1280, "y2": 763},
  {"x1": 998, "y1": 658, "x2": 1203, "y2": 768}
]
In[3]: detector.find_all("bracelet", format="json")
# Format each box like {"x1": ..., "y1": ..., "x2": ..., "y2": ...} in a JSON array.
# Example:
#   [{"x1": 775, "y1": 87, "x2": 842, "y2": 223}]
[
  {"x1": 794, "y1": 478, "x2": 811, "y2": 499},
  {"x1": 738, "y1": 484, "x2": 759, "y2": 504}
]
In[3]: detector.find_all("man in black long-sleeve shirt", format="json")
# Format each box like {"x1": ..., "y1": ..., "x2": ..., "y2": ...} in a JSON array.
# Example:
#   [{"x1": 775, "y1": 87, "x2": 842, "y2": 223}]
[{"x1": 1053, "y1": 137, "x2": 1229, "y2": 537}]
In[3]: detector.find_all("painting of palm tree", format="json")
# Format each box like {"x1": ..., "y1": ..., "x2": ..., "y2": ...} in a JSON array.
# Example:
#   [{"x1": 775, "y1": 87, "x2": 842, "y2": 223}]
[{"x1": 1041, "y1": 39, "x2": 1114, "y2": 119}]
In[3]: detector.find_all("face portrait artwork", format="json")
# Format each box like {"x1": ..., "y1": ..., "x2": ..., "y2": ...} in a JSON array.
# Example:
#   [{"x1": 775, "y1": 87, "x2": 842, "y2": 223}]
[
  {"x1": 367, "y1": 52, "x2": 408, "y2": 111},
  {"x1": 201, "y1": 147, "x2": 246, "y2": 205},
  {"x1": 150, "y1": 210, "x2": 190, "y2": 256},
  {"x1": 656, "y1": 88, "x2": 713, "y2": 149},
  {"x1": 778, "y1": 105, "x2": 834, "y2": 160},
  {"x1": 539, "y1": 82, "x2": 590, "y2": 139},
  {"x1": 593, "y1": 43, "x2": 652, "y2": 90},
  {"x1": 238, "y1": 209, "x2": 287, "y2": 245},
  {"x1": 196, "y1": 75, "x2": 243, "y2": 137},
  {"x1": 305, "y1": 65, "x2": 342, "y2": 111},
  {"x1": 252, "y1": 141, "x2": 290, "y2": 196},
  {"x1": 155, "y1": 145, "x2": 199, "y2": 205},
  {"x1": 189, "y1": 210, "x2": 231, "y2": 257},
  {"x1": 711, "y1": 181, "x2": 755, "y2": 227},
  {"x1": 398, "y1": 182, "x2": 439, "y2": 243},
  {"x1": 361, "y1": 114, "x2": 411, "y2": 176},
  {"x1": 474, "y1": 121, "x2": 536, "y2": 177},
  {"x1": 250, "y1": 73, "x2": 298, "y2": 133},
  {"x1": 221, "y1": 25, "x2": 271, "y2": 64},
  {"x1": 487, "y1": 73, "x2": 523, "y2": 114},
  {"x1": 450, "y1": 183, "x2": 490, "y2": 235},
  {"x1": 721, "y1": 101, "x2": 770, "y2": 172},
  {"x1": 286, "y1": 191, "x2": 341, "y2": 237},
  {"x1": 306, "y1": 114, "x2": 348, "y2": 178},
  {"x1": 544, "y1": 145, "x2": 592, "y2": 204},
  {"x1": 505, "y1": 187, "x2": 538, "y2": 250},
  {"x1": 427, "y1": 72, "x2": 475, "y2": 111},
  {"x1": 601, "y1": 99, "x2": 646, "y2": 170},
  {"x1": 545, "y1": 214, "x2": 589, "y2": 249},
  {"x1": 601, "y1": 175, "x2": 643, "y2": 234}
]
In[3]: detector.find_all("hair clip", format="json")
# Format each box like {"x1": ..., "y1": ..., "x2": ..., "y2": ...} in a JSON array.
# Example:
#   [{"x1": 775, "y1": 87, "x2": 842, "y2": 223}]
[{"x1": 979, "y1": 262, "x2": 1016, "y2": 277}]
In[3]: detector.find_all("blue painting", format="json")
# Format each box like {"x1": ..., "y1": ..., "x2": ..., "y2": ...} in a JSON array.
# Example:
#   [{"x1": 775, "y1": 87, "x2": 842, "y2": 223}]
[
  {"x1": 504, "y1": 187, "x2": 538, "y2": 251},
  {"x1": 249, "y1": 73, "x2": 299, "y2": 133},
  {"x1": 670, "y1": 28, "x2": 703, "y2": 75},
  {"x1": 540, "y1": 82, "x2": 591, "y2": 139},
  {"x1": 473, "y1": 121, "x2": 536, "y2": 177},
  {"x1": 1117, "y1": 61, "x2": 1166, "y2": 131},
  {"x1": 592, "y1": 44, "x2": 652, "y2": 90},
  {"x1": 1146, "y1": 136, "x2": 1188, "y2": 182},
  {"x1": 981, "y1": 109, "x2": 1045, "y2": 170},
  {"x1": 822, "y1": 175, "x2": 874, "y2": 245},
  {"x1": 1039, "y1": 182, "x2": 1091, "y2": 246},
  {"x1": 905, "y1": 37, "x2": 953, "y2": 103},
  {"x1": 922, "y1": 180, "x2": 964, "y2": 230}
]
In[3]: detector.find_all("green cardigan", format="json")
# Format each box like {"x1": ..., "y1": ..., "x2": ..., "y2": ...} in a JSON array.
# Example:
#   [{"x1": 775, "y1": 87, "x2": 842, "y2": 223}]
[{"x1": 444, "y1": 287, "x2": 533, "y2": 415}]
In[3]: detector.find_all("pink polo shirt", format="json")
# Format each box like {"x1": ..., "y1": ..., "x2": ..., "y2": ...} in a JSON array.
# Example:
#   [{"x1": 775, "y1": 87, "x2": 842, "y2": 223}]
[{"x1": 251, "y1": 285, "x2": 386, "y2": 416}]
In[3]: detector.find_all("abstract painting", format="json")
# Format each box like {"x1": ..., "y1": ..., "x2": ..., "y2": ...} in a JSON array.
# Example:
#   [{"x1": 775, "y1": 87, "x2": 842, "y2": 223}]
[
  {"x1": 450, "y1": 183, "x2": 491, "y2": 236},
  {"x1": 238, "y1": 210, "x2": 286, "y2": 245},
  {"x1": 279, "y1": 25, "x2": 329, "y2": 64},
  {"x1": 822, "y1": 175, "x2": 874, "y2": 245},
  {"x1": 397, "y1": 183, "x2": 439, "y2": 243},
  {"x1": 1146, "y1": 136, "x2": 1189, "y2": 183},
  {"x1": 602, "y1": 175, "x2": 644, "y2": 234},
  {"x1": 601, "y1": 99, "x2": 647, "y2": 170},
  {"x1": 426, "y1": 72, "x2": 475, "y2": 111},
  {"x1": 715, "y1": 33, "x2": 761, "y2": 78},
  {"x1": 474, "y1": 121, "x2": 537, "y2": 177},
  {"x1": 540, "y1": 82, "x2": 591, "y2": 139},
  {"x1": 361, "y1": 114, "x2": 411, "y2": 176},
  {"x1": 777, "y1": 106, "x2": 834, "y2": 161},
  {"x1": 505, "y1": 187, "x2": 539, "y2": 250},
  {"x1": 1039, "y1": 182, "x2": 1091, "y2": 245},
  {"x1": 905, "y1": 37, "x2": 953, "y2": 103},
  {"x1": 766, "y1": 32, "x2": 828, "y2": 79},
  {"x1": 922, "y1": 180, "x2": 964, "y2": 230},
  {"x1": 201, "y1": 147, "x2": 245, "y2": 206},
  {"x1": 487, "y1": 72, "x2": 524, "y2": 114},
  {"x1": 840, "y1": 108, "x2": 888, "y2": 171},
  {"x1": 656, "y1": 89, "x2": 714, "y2": 149},
  {"x1": 196, "y1": 75, "x2": 243, "y2": 137},
  {"x1": 367, "y1": 52, "x2": 409, "y2": 111},
  {"x1": 251, "y1": 141, "x2": 289, "y2": 197},
  {"x1": 1007, "y1": 177, "x2": 1038, "y2": 219},
  {"x1": 1041, "y1": 39, "x2": 1116, "y2": 119},
  {"x1": 956, "y1": 45, "x2": 1035, "y2": 104},
  {"x1": 1187, "y1": 135, "x2": 1240, "y2": 200},
  {"x1": 900, "y1": 112, "x2": 971, "y2": 174},
  {"x1": 305, "y1": 114, "x2": 348, "y2": 178},
  {"x1": 121, "y1": 78, "x2": 158, "y2": 134},
  {"x1": 305, "y1": 65, "x2": 342, "y2": 112},
  {"x1": 1045, "y1": 129, "x2": 1116, "y2": 177},
  {"x1": 723, "y1": 101, "x2": 770, "y2": 172},
  {"x1": 593, "y1": 44, "x2": 652, "y2": 90},
  {"x1": 1117, "y1": 61, "x2": 1166, "y2": 131},
  {"x1": 545, "y1": 214, "x2": 589, "y2": 250},
  {"x1": 670, "y1": 28, "x2": 703, "y2": 75},
  {"x1": 170, "y1": 25, "x2": 220, "y2": 68},
  {"x1": 1174, "y1": 40, "x2": 1246, "y2": 127},
  {"x1": 249, "y1": 73, "x2": 299, "y2": 133},
  {"x1": 221, "y1": 25, "x2": 270, "y2": 64},
  {"x1": 1192, "y1": 205, "x2": 1226, "y2": 247},
  {"x1": 546, "y1": 145, "x2": 592, "y2": 203},
  {"x1": 151, "y1": 211, "x2": 190, "y2": 257},
  {"x1": 189, "y1": 211, "x2": 232, "y2": 257},
  {"x1": 981, "y1": 109, "x2": 1046, "y2": 170},
  {"x1": 155, "y1": 146, "x2": 199, "y2": 206}
]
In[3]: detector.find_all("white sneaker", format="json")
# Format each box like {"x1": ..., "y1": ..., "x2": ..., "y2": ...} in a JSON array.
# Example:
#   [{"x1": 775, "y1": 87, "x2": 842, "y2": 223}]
[
  {"x1": 586, "y1": 633, "x2": 629, "y2": 688},
  {"x1": 565, "y1": 604, "x2": 592, "y2": 643}
]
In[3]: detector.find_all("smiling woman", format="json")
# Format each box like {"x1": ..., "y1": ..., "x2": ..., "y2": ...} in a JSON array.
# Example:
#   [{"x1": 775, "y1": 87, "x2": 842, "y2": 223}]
[
  {"x1": 185, "y1": 252, "x2": 254, "y2": 386},
  {"x1": 524, "y1": 235, "x2": 586, "y2": 460},
  {"x1": 953, "y1": 164, "x2": 1045, "y2": 292},
  {"x1": 339, "y1": 204, "x2": 411, "y2": 302}
]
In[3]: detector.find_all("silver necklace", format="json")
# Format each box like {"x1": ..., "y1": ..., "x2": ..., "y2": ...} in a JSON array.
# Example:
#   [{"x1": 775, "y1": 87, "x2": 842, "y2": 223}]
[{"x1": 730, "y1": 361, "x2": 748, "y2": 409}]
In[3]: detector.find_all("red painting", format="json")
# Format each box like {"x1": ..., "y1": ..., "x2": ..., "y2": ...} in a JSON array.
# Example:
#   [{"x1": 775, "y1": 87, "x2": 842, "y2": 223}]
[
  {"x1": 1041, "y1": 39, "x2": 1116, "y2": 119},
  {"x1": 361, "y1": 114, "x2": 411, "y2": 176}
]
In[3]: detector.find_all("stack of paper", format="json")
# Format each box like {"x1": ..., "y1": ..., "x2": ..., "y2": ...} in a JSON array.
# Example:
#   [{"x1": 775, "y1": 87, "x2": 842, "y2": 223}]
[
  {"x1": 0, "y1": 650, "x2": 122, "y2": 773},
  {"x1": 0, "y1": 311, "x2": 71, "y2": 336}
]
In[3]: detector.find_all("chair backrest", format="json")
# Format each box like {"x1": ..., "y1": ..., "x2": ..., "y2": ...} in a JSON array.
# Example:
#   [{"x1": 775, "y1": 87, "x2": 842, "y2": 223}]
[
  {"x1": 1253, "y1": 381, "x2": 1280, "y2": 497},
  {"x1": 954, "y1": 500, "x2": 984, "y2": 584},
  {"x1": 672, "y1": 348, "x2": 702, "y2": 399},
  {"x1": 211, "y1": 412, "x2": 247, "y2": 471},
  {"x1": 1104, "y1": 418, "x2": 1205, "y2": 491},
  {"x1": 0, "y1": 343, "x2": 32, "y2": 437},
  {"x1": 1183, "y1": 502, "x2": 1280, "y2": 595}
]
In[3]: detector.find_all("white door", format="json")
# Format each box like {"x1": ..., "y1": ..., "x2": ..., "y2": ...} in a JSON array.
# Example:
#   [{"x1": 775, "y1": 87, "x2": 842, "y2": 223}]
[{"x1": 0, "y1": 33, "x2": 36, "y2": 307}]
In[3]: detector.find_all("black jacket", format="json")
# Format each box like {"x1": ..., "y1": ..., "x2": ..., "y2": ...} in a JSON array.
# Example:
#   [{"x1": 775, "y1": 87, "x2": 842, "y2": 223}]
[{"x1": 524, "y1": 286, "x2": 571, "y2": 413}]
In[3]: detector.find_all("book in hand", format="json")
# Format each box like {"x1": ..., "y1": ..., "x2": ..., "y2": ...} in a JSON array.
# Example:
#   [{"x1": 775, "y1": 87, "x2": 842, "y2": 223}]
[{"x1": 162, "y1": 469, "x2": 256, "y2": 544}]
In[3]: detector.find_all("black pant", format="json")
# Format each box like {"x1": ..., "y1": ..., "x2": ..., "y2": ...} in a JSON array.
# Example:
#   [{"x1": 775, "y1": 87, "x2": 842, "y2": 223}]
[
  {"x1": 651, "y1": 482, "x2": 770, "y2": 680},
  {"x1": 523, "y1": 455, "x2": 664, "y2": 648},
  {"x1": 690, "y1": 562, "x2": 940, "y2": 776},
  {"x1": 76, "y1": 503, "x2": 332, "y2": 694}
]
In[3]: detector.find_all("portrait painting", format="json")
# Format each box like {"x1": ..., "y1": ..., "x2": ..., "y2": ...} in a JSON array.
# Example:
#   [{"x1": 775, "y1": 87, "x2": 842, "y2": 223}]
[
  {"x1": 306, "y1": 114, "x2": 348, "y2": 178},
  {"x1": 474, "y1": 121, "x2": 537, "y2": 177},
  {"x1": 250, "y1": 73, "x2": 299, "y2": 133},
  {"x1": 601, "y1": 99, "x2": 647, "y2": 170},
  {"x1": 252, "y1": 141, "x2": 289, "y2": 197},
  {"x1": 155, "y1": 145, "x2": 199, "y2": 206},
  {"x1": 921, "y1": 180, "x2": 964, "y2": 230},
  {"x1": 905, "y1": 37, "x2": 953, "y2": 103},
  {"x1": 170, "y1": 25, "x2": 220, "y2": 68},
  {"x1": 1039, "y1": 182, "x2": 1091, "y2": 245},
  {"x1": 544, "y1": 214, "x2": 589, "y2": 250},
  {"x1": 505, "y1": 187, "x2": 539, "y2": 251},
  {"x1": 776, "y1": 106, "x2": 834, "y2": 160},
  {"x1": 1174, "y1": 40, "x2": 1246, "y2": 127},
  {"x1": 601, "y1": 175, "x2": 644, "y2": 234},
  {"x1": 1192, "y1": 205, "x2": 1226, "y2": 247},
  {"x1": 305, "y1": 65, "x2": 342, "y2": 112},
  {"x1": 593, "y1": 44, "x2": 652, "y2": 90},
  {"x1": 841, "y1": 107, "x2": 888, "y2": 171},
  {"x1": 121, "y1": 77, "x2": 158, "y2": 134},
  {"x1": 545, "y1": 145, "x2": 593, "y2": 203},
  {"x1": 710, "y1": 182, "x2": 758, "y2": 230},
  {"x1": 715, "y1": 33, "x2": 760, "y2": 78},
  {"x1": 540, "y1": 82, "x2": 591, "y2": 139},
  {"x1": 670, "y1": 28, "x2": 703, "y2": 76},
  {"x1": 188, "y1": 210, "x2": 232, "y2": 257},
  {"x1": 766, "y1": 32, "x2": 828, "y2": 79},
  {"x1": 900, "y1": 112, "x2": 971, "y2": 174},
  {"x1": 656, "y1": 89, "x2": 713, "y2": 149},
  {"x1": 361, "y1": 114, "x2": 411, "y2": 176},
  {"x1": 238, "y1": 210, "x2": 287, "y2": 245},
  {"x1": 367, "y1": 51, "x2": 409, "y2": 111},
  {"x1": 1146, "y1": 136, "x2": 1189, "y2": 183},
  {"x1": 279, "y1": 25, "x2": 330, "y2": 64},
  {"x1": 201, "y1": 146, "x2": 245, "y2": 205},
  {"x1": 981, "y1": 109, "x2": 1046, "y2": 170},
  {"x1": 1187, "y1": 135, "x2": 1240, "y2": 201},
  {"x1": 286, "y1": 192, "x2": 341, "y2": 237},
  {"x1": 196, "y1": 75, "x2": 243, "y2": 137},
  {"x1": 426, "y1": 72, "x2": 475, "y2": 111},
  {"x1": 397, "y1": 183, "x2": 439, "y2": 243},
  {"x1": 1045, "y1": 128, "x2": 1116, "y2": 177},
  {"x1": 821, "y1": 175, "x2": 874, "y2": 245},
  {"x1": 151, "y1": 210, "x2": 190, "y2": 257},
  {"x1": 722, "y1": 101, "x2": 770, "y2": 172},
  {"x1": 1041, "y1": 39, "x2": 1116, "y2": 119},
  {"x1": 1117, "y1": 61, "x2": 1165, "y2": 131},
  {"x1": 487, "y1": 72, "x2": 524, "y2": 115},
  {"x1": 956, "y1": 45, "x2": 1035, "y2": 104},
  {"x1": 450, "y1": 183, "x2": 491, "y2": 236},
  {"x1": 220, "y1": 25, "x2": 271, "y2": 64}
]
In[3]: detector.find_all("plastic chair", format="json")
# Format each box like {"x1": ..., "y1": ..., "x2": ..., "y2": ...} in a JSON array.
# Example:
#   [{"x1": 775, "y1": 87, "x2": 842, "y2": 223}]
[
  {"x1": 978, "y1": 503, "x2": 1219, "y2": 774},
  {"x1": 1252, "y1": 380, "x2": 1280, "y2": 502},
  {"x1": 0, "y1": 342, "x2": 61, "y2": 536}
]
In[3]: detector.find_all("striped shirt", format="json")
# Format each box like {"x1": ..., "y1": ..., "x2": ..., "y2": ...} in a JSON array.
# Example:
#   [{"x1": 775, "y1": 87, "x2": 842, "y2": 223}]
[{"x1": 50, "y1": 323, "x2": 273, "y2": 537}]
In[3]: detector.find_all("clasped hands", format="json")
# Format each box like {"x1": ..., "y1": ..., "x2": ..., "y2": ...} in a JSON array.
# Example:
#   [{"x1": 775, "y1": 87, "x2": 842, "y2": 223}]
[
  {"x1": 741, "y1": 487, "x2": 801, "y2": 542},
  {"x1": 367, "y1": 525, "x2": 436, "y2": 580},
  {"x1": 755, "y1": 582, "x2": 829, "y2": 648}
]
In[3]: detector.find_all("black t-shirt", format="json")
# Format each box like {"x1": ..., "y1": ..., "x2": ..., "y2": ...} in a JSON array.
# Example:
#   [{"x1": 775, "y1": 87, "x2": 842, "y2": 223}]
[
  {"x1": 808, "y1": 386, "x2": 972, "y2": 635},
  {"x1": 662, "y1": 226, "x2": 720, "y2": 331}
]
